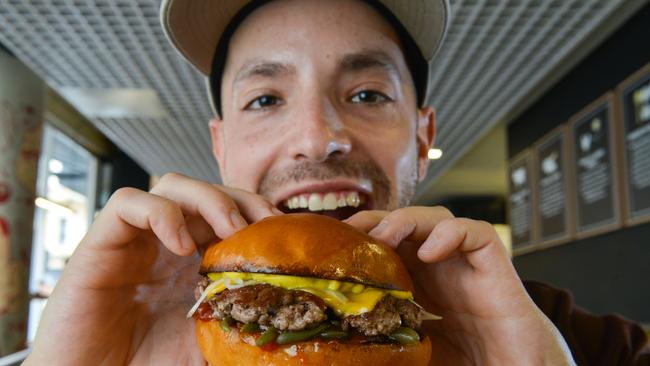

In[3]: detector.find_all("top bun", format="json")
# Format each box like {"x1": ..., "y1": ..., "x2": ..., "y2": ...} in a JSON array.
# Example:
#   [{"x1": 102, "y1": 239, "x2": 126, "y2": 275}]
[{"x1": 200, "y1": 213, "x2": 414, "y2": 292}]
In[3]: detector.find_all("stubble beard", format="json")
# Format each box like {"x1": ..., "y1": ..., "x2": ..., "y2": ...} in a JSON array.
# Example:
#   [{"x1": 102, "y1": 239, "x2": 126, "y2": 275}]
[{"x1": 396, "y1": 166, "x2": 417, "y2": 209}]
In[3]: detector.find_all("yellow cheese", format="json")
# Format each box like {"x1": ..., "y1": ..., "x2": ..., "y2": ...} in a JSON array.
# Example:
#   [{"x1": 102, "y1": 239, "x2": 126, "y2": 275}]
[
  {"x1": 206, "y1": 281, "x2": 226, "y2": 298},
  {"x1": 206, "y1": 272, "x2": 413, "y2": 316}
]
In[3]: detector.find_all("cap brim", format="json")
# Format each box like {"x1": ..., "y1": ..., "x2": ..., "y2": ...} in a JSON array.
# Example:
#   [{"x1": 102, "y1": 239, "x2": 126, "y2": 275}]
[{"x1": 160, "y1": 0, "x2": 450, "y2": 77}]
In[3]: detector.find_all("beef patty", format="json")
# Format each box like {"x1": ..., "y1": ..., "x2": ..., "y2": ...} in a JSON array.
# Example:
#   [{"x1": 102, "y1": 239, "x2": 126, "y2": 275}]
[
  {"x1": 198, "y1": 281, "x2": 424, "y2": 336},
  {"x1": 342, "y1": 294, "x2": 423, "y2": 335},
  {"x1": 206, "y1": 283, "x2": 328, "y2": 331}
]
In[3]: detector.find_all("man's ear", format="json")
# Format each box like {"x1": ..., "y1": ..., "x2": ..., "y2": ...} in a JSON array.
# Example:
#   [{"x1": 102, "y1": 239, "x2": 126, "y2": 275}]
[
  {"x1": 209, "y1": 117, "x2": 227, "y2": 179},
  {"x1": 416, "y1": 106, "x2": 436, "y2": 182}
]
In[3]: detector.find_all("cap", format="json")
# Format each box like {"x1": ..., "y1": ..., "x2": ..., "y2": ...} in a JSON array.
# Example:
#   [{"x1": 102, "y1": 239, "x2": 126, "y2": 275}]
[{"x1": 160, "y1": 0, "x2": 450, "y2": 115}]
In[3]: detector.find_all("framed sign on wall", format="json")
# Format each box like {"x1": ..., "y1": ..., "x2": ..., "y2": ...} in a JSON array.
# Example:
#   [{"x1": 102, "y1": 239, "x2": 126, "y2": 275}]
[
  {"x1": 567, "y1": 93, "x2": 622, "y2": 238},
  {"x1": 533, "y1": 126, "x2": 573, "y2": 248},
  {"x1": 617, "y1": 63, "x2": 650, "y2": 226},
  {"x1": 508, "y1": 149, "x2": 536, "y2": 255}
]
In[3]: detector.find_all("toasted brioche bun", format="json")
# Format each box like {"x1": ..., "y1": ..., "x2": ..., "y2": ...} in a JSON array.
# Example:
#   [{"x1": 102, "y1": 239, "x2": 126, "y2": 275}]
[
  {"x1": 197, "y1": 213, "x2": 430, "y2": 365},
  {"x1": 200, "y1": 213, "x2": 413, "y2": 292},
  {"x1": 197, "y1": 319, "x2": 432, "y2": 366}
]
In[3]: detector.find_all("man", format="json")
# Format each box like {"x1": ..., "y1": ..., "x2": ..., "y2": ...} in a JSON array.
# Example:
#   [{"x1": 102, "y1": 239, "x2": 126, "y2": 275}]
[{"x1": 21, "y1": 0, "x2": 646, "y2": 365}]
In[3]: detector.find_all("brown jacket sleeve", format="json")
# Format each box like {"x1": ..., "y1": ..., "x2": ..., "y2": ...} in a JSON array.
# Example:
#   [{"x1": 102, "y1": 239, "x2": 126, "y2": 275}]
[{"x1": 524, "y1": 280, "x2": 650, "y2": 366}]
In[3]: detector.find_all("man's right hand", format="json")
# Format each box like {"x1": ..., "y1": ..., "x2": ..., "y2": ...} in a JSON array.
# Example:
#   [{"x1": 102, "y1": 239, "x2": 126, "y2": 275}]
[{"x1": 24, "y1": 173, "x2": 281, "y2": 365}]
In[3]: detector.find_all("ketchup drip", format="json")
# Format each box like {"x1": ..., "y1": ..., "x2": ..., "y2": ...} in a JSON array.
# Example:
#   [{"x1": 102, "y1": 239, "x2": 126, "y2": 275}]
[{"x1": 195, "y1": 303, "x2": 213, "y2": 321}]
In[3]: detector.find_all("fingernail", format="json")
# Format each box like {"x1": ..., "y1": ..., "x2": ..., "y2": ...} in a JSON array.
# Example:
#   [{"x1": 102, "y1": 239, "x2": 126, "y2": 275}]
[
  {"x1": 417, "y1": 246, "x2": 430, "y2": 259},
  {"x1": 418, "y1": 236, "x2": 438, "y2": 260},
  {"x1": 230, "y1": 211, "x2": 248, "y2": 230},
  {"x1": 271, "y1": 207, "x2": 284, "y2": 216},
  {"x1": 368, "y1": 219, "x2": 388, "y2": 237},
  {"x1": 178, "y1": 225, "x2": 195, "y2": 251}
]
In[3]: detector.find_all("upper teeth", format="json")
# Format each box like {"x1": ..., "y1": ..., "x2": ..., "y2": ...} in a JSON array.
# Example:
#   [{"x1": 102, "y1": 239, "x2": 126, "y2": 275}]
[{"x1": 284, "y1": 191, "x2": 363, "y2": 211}]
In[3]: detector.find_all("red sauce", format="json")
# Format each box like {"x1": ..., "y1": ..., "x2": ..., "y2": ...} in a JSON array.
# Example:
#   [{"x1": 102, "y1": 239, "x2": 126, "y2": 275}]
[
  {"x1": 195, "y1": 303, "x2": 213, "y2": 321},
  {"x1": 260, "y1": 342, "x2": 279, "y2": 352}
]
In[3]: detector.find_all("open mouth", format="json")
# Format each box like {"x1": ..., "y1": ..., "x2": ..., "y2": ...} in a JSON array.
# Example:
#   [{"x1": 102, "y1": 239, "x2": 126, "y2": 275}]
[{"x1": 277, "y1": 190, "x2": 371, "y2": 220}]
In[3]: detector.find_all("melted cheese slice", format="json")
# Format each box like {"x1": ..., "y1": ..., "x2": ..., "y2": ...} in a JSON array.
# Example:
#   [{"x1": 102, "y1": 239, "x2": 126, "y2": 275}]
[{"x1": 206, "y1": 272, "x2": 413, "y2": 317}]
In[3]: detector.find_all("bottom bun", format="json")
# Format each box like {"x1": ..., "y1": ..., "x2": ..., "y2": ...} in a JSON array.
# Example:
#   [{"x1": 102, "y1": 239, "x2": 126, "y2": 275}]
[{"x1": 196, "y1": 319, "x2": 432, "y2": 366}]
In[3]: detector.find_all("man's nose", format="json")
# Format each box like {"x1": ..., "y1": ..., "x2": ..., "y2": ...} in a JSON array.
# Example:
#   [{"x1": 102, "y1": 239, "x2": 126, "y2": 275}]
[{"x1": 288, "y1": 99, "x2": 352, "y2": 163}]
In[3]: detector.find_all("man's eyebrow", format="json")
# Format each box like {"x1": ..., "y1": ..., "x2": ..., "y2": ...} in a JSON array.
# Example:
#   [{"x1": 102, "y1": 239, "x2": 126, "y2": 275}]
[
  {"x1": 233, "y1": 60, "x2": 296, "y2": 84},
  {"x1": 338, "y1": 51, "x2": 401, "y2": 77}
]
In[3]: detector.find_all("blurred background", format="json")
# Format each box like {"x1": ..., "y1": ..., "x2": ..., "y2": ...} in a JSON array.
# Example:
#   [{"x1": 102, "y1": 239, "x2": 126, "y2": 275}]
[{"x1": 0, "y1": 0, "x2": 648, "y2": 363}]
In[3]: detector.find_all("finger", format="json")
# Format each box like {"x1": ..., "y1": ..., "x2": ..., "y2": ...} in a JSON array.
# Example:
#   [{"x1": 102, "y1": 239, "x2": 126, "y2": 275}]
[
  {"x1": 185, "y1": 215, "x2": 220, "y2": 248},
  {"x1": 365, "y1": 206, "x2": 454, "y2": 248},
  {"x1": 343, "y1": 210, "x2": 389, "y2": 232},
  {"x1": 150, "y1": 173, "x2": 248, "y2": 240},
  {"x1": 220, "y1": 186, "x2": 283, "y2": 222},
  {"x1": 89, "y1": 187, "x2": 196, "y2": 256},
  {"x1": 417, "y1": 218, "x2": 507, "y2": 270}
]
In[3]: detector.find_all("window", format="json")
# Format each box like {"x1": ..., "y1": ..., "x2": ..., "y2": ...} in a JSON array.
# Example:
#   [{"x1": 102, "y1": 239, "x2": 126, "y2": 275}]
[{"x1": 28, "y1": 124, "x2": 98, "y2": 342}]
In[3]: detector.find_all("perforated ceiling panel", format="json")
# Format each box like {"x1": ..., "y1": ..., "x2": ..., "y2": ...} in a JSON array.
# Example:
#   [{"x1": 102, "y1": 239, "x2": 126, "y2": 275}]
[
  {"x1": 0, "y1": 0, "x2": 218, "y2": 181},
  {"x1": 0, "y1": 0, "x2": 645, "y2": 193}
]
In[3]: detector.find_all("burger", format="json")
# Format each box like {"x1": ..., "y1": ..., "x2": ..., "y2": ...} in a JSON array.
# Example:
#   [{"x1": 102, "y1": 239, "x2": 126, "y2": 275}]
[{"x1": 187, "y1": 213, "x2": 440, "y2": 365}]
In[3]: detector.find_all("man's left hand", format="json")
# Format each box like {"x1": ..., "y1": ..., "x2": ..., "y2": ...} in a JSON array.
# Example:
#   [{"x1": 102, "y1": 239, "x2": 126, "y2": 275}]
[{"x1": 346, "y1": 207, "x2": 575, "y2": 366}]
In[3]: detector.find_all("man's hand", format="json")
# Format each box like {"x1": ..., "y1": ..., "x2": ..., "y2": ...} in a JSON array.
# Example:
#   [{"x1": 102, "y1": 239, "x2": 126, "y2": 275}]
[
  {"x1": 24, "y1": 173, "x2": 281, "y2": 366},
  {"x1": 346, "y1": 207, "x2": 575, "y2": 366}
]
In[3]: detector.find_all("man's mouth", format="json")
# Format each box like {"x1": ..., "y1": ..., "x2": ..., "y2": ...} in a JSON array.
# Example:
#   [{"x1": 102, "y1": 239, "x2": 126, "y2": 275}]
[{"x1": 277, "y1": 190, "x2": 371, "y2": 220}]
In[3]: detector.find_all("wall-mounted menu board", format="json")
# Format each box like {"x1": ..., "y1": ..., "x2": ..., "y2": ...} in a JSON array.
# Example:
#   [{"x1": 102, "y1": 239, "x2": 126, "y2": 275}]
[
  {"x1": 568, "y1": 93, "x2": 622, "y2": 238},
  {"x1": 617, "y1": 63, "x2": 650, "y2": 225},
  {"x1": 508, "y1": 150, "x2": 536, "y2": 254},
  {"x1": 534, "y1": 126, "x2": 572, "y2": 246}
]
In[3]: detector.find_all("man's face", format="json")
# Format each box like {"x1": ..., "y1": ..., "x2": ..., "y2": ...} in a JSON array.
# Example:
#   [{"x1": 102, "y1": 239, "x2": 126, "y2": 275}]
[{"x1": 210, "y1": 0, "x2": 435, "y2": 219}]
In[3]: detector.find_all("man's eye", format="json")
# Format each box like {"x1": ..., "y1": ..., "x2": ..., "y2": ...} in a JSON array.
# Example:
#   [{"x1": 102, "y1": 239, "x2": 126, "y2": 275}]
[
  {"x1": 245, "y1": 95, "x2": 281, "y2": 110},
  {"x1": 349, "y1": 90, "x2": 391, "y2": 105}
]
